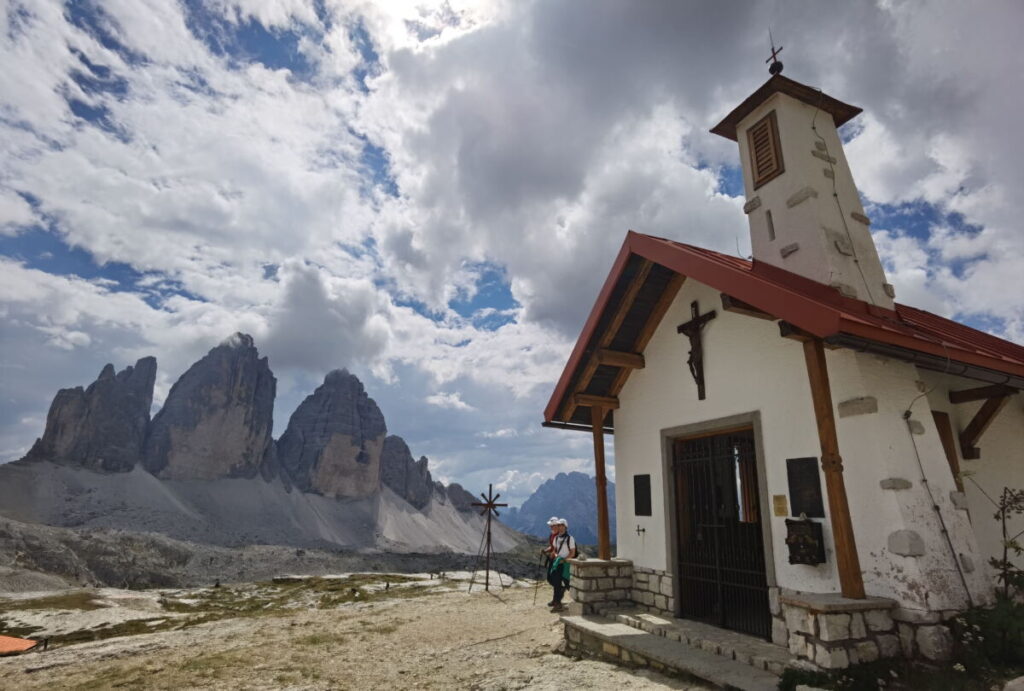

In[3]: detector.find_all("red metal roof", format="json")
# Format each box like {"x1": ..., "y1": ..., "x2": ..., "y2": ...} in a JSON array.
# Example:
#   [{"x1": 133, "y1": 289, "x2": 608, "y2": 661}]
[{"x1": 544, "y1": 231, "x2": 1024, "y2": 424}]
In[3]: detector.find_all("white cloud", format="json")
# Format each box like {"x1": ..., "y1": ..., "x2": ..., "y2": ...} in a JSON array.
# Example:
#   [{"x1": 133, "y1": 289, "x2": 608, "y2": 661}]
[
  {"x1": 425, "y1": 391, "x2": 474, "y2": 411},
  {"x1": 1, "y1": 0, "x2": 1021, "y2": 484}
]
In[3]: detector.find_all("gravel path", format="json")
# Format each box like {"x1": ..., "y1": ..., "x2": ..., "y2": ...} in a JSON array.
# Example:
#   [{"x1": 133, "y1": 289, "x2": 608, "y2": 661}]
[{"x1": 0, "y1": 579, "x2": 712, "y2": 690}]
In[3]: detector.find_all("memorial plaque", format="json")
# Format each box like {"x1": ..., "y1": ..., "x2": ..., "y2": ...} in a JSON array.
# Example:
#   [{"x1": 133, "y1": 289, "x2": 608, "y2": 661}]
[
  {"x1": 634, "y1": 474, "x2": 652, "y2": 516},
  {"x1": 785, "y1": 518, "x2": 826, "y2": 565},
  {"x1": 786, "y1": 457, "x2": 825, "y2": 518},
  {"x1": 772, "y1": 494, "x2": 789, "y2": 517}
]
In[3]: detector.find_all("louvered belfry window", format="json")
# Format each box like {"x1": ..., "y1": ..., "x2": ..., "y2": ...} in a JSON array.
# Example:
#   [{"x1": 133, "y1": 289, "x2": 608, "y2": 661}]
[{"x1": 747, "y1": 111, "x2": 784, "y2": 189}]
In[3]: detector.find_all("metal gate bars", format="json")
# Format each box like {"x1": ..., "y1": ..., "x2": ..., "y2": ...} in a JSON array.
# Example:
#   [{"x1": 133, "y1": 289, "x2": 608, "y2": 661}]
[{"x1": 673, "y1": 429, "x2": 771, "y2": 640}]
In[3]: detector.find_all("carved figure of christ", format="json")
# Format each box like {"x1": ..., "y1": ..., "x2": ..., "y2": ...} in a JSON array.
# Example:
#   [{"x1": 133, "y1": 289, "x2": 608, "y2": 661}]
[{"x1": 676, "y1": 300, "x2": 717, "y2": 400}]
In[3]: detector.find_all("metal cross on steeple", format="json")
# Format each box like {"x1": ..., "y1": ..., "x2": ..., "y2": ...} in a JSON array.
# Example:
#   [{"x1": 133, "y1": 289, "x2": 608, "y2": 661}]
[{"x1": 766, "y1": 29, "x2": 784, "y2": 75}]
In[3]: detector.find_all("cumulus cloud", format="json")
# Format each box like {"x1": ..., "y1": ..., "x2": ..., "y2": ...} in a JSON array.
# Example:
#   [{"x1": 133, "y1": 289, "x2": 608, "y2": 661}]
[
  {"x1": 2, "y1": 0, "x2": 1022, "y2": 485},
  {"x1": 425, "y1": 391, "x2": 474, "y2": 411}
]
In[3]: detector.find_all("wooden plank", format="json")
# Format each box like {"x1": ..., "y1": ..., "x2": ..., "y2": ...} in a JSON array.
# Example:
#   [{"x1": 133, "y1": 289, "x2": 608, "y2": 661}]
[
  {"x1": 558, "y1": 260, "x2": 653, "y2": 421},
  {"x1": 596, "y1": 348, "x2": 645, "y2": 369},
  {"x1": 802, "y1": 338, "x2": 866, "y2": 599},
  {"x1": 959, "y1": 395, "x2": 1011, "y2": 460},
  {"x1": 949, "y1": 384, "x2": 1017, "y2": 405},
  {"x1": 574, "y1": 393, "x2": 620, "y2": 410},
  {"x1": 931, "y1": 411, "x2": 964, "y2": 493},
  {"x1": 607, "y1": 273, "x2": 686, "y2": 398},
  {"x1": 591, "y1": 406, "x2": 612, "y2": 560},
  {"x1": 721, "y1": 293, "x2": 774, "y2": 320}
]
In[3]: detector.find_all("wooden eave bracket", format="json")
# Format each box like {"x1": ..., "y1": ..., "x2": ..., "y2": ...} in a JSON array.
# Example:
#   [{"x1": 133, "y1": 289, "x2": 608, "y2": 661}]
[
  {"x1": 958, "y1": 394, "x2": 1012, "y2": 460},
  {"x1": 557, "y1": 260, "x2": 653, "y2": 422},
  {"x1": 574, "y1": 393, "x2": 620, "y2": 410},
  {"x1": 949, "y1": 384, "x2": 1017, "y2": 404},
  {"x1": 721, "y1": 293, "x2": 775, "y2": 321},
  {"x1": 596, "y1": 348, "x2": 645, "y2": 369}
]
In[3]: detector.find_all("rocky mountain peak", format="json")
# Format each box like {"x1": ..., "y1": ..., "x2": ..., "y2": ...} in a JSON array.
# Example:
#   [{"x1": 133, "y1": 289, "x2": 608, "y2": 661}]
[
  {"x1": 143, "y1": 337, "x2": 275, "y2": 480},
  {"x1": 277, "y1": 369, "x2": 387, "y2": 499},
  {"x1": 23, "y1": 356, "x2": 157, "y2": 472},
  {"x1": 380, "y1": 435, "x2": 434, "y2": 509},
  {"x1": 221, "y1": 332, "x2": 255, "y2": 349}
]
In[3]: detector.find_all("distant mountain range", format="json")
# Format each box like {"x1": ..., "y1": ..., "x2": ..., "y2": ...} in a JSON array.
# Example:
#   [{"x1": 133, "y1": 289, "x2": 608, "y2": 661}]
[
  {"x1": 502, "y1": 471, "x2": 616, "y2": 545},
  {"x1": 0, "y1": 334, "x2": 518, "y2": 554}
]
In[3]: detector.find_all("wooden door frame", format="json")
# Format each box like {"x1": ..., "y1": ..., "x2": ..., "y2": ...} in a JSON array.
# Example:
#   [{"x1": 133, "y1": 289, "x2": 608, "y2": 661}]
[{"x1": 660, "y1": 410, "x2": 777, "y2": 619}]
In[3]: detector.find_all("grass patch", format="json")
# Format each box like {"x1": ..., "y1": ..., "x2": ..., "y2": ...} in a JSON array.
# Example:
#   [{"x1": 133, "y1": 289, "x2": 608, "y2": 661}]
[
  {"x1": 0, "y1": 591, "x2": 105, "y2": 613},
  {"x1": 0, "y1": 574, "x2": 428, "y2": 653},
  {"x1": 0, "y1": 616, "x2": 42, "y2": 639}
]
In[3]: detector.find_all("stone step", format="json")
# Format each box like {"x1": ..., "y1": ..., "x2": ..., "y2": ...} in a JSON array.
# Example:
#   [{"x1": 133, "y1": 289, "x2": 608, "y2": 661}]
[
  {"x1": 610, "y1": 610, "x2": 793, "y2": 677},
  {"x1": 562, "y1": 614, "x2": 781, "y2": 691}
]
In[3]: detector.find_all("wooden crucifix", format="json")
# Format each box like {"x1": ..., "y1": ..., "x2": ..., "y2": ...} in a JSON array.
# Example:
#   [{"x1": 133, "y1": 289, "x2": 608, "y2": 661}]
[
  {"x1": 470, "y1": 484, "x2": 507, "y2": 592},
  {"x1": 676, "y1": 300, "x2": 717, "y2": 400}
]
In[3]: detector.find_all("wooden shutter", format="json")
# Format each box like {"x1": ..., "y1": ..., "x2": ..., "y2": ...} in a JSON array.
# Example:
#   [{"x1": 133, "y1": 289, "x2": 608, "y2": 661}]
[{"x1": 747, "y1": 111, "x2": 784, "y2": 189}]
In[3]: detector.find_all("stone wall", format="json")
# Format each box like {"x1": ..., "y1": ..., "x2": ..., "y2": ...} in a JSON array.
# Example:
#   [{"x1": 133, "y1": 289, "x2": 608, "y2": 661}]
[
  {"x1": 773, "y1": 590, "x2": 953, "y2": 669},
  {"x1": 630, "y1": 566, "x2": 674, "y2": 617},
  {"x1": 567, "y1": 558, "x2": 633, "y2": 615}
]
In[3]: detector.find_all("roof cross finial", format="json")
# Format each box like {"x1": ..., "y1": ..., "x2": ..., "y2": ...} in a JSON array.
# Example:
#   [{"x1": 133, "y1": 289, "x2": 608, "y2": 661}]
[{"x1": 766, "y1": 28, "x2": 784, "y2": 75}]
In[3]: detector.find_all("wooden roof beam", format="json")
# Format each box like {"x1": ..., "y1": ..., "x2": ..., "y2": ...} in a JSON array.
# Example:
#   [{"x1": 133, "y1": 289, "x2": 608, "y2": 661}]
[
  {"x1": 949, "y1": 384, "x2": 1017, "y2": 405},
  {"x1": 608, "y1": 273, "x2": 685, "y2": 398},
  {"x1": 596, "y1": 348, "x2": 645, "y2": 369},
  {"x1": 721, "y1": 293, "x2": 774, "y2": 320},
  {"x1": 558, "y1": 259, "x2": 653, "y2": 421},
  {"x1": 574, "y1": 393, "x2": 620, "y2": 410},
  {"x1": 959, "y1": 395, "x2": 1011, "y2": 460}
]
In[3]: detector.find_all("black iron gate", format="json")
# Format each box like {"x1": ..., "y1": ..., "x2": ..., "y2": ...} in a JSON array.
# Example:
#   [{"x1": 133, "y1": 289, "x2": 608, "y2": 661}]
[{"x1": 673, "y1": 429, "x2": 771, "y2": 639}]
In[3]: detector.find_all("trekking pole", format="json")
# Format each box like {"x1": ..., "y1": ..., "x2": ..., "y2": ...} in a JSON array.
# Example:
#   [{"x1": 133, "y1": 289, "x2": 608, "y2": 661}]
[{"x1": 532, "y1": 552, "x2": 545, "y2": 605}]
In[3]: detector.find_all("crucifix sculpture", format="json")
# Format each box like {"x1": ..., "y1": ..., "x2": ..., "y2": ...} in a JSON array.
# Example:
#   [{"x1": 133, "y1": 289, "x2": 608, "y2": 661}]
[
  {"x1": 676, "y1": 300, "x2": 717, "y2": 400},
  {"x1": 469, "y1": 484, "x2": 507, "y2": 592}
]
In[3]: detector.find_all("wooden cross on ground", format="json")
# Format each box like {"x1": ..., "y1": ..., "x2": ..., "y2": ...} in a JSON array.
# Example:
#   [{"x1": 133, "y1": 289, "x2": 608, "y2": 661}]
[
  {"x1": 676, "y1": 300, "x2": 717, "y2": 400},
  {"x1": 469, "y1": 484, "x2": 507, "y2": 592}
]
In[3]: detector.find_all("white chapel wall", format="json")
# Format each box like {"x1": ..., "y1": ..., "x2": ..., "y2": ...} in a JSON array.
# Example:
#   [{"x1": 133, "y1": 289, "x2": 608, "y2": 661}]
[
  {"x1": 613, "y1": 276, "x2": 1003, "y2": 610},
  {"x1": 615, "y1": 278, "x2": 842, "y2": 594},
  {"x1": 922, "y1": 371, "x2": 1024, "y2": 574}
]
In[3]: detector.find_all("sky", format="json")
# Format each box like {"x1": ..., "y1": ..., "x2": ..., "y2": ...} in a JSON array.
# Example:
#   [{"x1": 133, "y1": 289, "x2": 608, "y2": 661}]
[{"x1": 1, "y1": 1, "x2": 1022, "y2": 508}]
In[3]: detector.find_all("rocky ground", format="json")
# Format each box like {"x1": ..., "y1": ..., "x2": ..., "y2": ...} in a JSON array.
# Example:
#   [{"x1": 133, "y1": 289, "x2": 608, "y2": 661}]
[
  {"x1": 0, "y1": 573, "x2": 711, "y2": 690},
  {"x1": 0, "y1": 515, "x2": 540, "y2": 593}
]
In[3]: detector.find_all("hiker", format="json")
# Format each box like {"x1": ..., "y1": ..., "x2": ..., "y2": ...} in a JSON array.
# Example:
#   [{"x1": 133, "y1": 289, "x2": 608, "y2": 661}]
[{"x1": 543, "y1": 518, "x2": 576, "y2": 612}]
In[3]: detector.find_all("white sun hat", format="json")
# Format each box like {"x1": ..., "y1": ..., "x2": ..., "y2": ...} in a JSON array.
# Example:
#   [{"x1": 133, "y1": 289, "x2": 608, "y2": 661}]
[
  {"x1": 547, "y1": 516, "x2": 560, "y2": 526},
  {"x1": 557, "y1": 518, "x2": 569, "y2": 528}
]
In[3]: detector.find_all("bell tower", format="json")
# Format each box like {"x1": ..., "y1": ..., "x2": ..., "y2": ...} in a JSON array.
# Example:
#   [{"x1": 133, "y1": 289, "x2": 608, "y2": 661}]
[{"x1": 711, "y1": 60, "x2": 895, "y2": 309}]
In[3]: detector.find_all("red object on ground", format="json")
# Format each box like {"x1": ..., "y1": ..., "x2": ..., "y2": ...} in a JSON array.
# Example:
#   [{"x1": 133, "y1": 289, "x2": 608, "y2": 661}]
[{"x1": 0, "y1": 635, "x2": 39, "y2": 656}]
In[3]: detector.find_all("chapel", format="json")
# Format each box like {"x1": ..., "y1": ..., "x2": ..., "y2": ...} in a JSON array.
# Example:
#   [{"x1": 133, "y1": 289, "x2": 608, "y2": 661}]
[{"x1": 543, "y1": 64, "x2": 1024, "y2": 674}]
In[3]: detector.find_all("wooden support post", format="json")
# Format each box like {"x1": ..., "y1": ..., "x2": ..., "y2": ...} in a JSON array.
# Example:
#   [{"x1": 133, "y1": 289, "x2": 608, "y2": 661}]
[
  {"x1": 802, "y1": 338, "x2": 866, "y2": 599},
  {"x1": 959, "y1": 395, "x2": 1011, "y2": 460},
  {"x1": 591, "y1": 405, "x2": 612, "y2": 561}
]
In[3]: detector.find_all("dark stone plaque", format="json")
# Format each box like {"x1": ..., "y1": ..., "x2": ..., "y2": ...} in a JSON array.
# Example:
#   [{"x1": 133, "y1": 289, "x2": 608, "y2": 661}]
[
  {"x1": 785, "y1": 518, "x2": 826, "y2": 565},
  {"x1": 786, "y1": 457, "x2": 825, "y2": 518},
  {"x1": 634, "y1": 474, "x2": 652, "y2": 516}
]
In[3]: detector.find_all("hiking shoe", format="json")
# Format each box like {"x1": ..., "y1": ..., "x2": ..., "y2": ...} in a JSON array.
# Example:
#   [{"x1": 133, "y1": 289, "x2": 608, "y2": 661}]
[
  {"x1": 550, "y1": 604, "x2": 566, "y2": 613},
  {"x1": 546, "y1": 600, "x2": 555, "y2": 607}
]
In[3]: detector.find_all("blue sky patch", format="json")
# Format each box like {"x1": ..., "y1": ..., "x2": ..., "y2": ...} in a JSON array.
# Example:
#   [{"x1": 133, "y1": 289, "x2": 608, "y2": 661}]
[
  {"x1": 349, "y1": 20, "x2": 381, "y2": 92},
  {"x1": 449, "y1": 263, "x2": 519, "y2": 330},
  {"x1": 0, "y1": 225, "x2": 204, "y2": 308},
  {"x1": 181, "y1": 0, "x2": 317, "y2": 79}
]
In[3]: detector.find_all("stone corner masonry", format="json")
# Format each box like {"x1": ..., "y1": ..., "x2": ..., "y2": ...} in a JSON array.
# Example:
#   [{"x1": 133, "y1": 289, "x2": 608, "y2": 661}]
[{"x1": 567, "y1": 558, "x2": 635, "y2": 615}]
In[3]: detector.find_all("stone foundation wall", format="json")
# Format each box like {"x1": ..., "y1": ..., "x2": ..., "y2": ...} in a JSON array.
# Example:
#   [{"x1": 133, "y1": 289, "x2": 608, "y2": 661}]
[
  {"x1": 771, "y1": 590, "x2": 955, "y2": 669},
  {"x1": 630, "y1": 566, "x2": 675, "y2": 617},
  {"x1": 567, "y1": 559, "x2": 634, "y2": 615}
]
